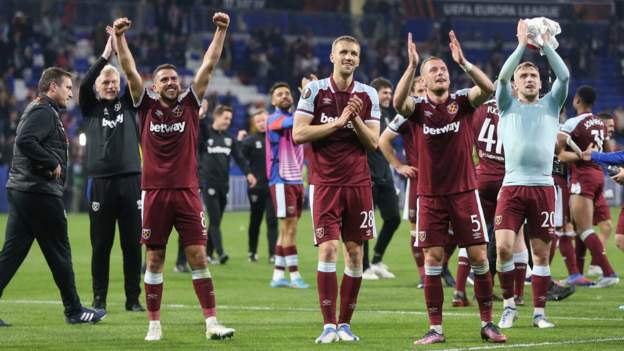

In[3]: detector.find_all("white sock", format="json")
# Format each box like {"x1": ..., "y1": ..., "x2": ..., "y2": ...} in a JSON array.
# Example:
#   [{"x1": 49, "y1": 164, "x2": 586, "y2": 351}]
[
  {"x1": 534, "y1": 307, "x2": 545, "y2": 317},
  {"x1": 206, "y1": 316, "x2": 217, "y2": 326},
  {"x1": 290, "y1": 271, "x2": 301, "y2": 280},
  {"x1": 430, "y1": 325, "x2": 443, "y2": 334},
  {"x1": 149, "y1": 320, "x2": 161, "y2": 327},
  {"x1": 272, "y1": 269, "x2": 285, "y2": 281},
  {"x1": 503, "y1": 297, "x2": 516, "y2": 309}
]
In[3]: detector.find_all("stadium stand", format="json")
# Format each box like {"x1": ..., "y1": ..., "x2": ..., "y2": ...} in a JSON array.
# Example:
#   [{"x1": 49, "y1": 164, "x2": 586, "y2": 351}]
[{"x1": 0, "y1": 0, "x2": 623, "y2": 211}]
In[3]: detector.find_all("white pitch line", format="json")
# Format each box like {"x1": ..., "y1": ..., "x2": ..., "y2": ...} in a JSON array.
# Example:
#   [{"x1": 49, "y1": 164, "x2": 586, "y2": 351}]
[
  {"x1": 438, "y1": 336, "x2": 624, "y2": 351},
  {"x1": 1, "y1": 299, "x2": 623, "y2": 322}
]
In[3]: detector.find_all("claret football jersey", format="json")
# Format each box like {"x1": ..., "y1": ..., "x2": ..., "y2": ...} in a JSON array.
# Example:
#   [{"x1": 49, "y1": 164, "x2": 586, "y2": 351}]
[
  {"x1": 136, "y1": 87, "x2": 201, "y2": 189},
  {"x1": 471, "y1": 99, "x2": 505, "y2": 177},
  {"x1": 296, "y1": 77, "x2": 380, "y2": 186},
  {"x1": 560, "y1": 112, "x2": 608, "y2": 176},
  {"x1": 408, "y1": 89, "x2": 477, "y2": 196}
]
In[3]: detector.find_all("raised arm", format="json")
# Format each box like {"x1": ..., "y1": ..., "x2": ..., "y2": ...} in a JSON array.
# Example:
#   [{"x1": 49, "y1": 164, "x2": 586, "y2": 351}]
[
  {"x1": 542, "y1": 43, "x2": 569, "y2": 108},
  {"x1": 79, "y1": 35, "x2": 114, "y2": 114},
  {"x1": 496, "y1": 20, "x2": 528, "y2": 112},
  {"x1": 448, "y1": 31, "x2": 494, "y2": 107},
  {"x1": 192, "y1": 12, "x2": 229, "y2": 101},
  {"x1": 111, "y1": 19, "x2": 143, "y2": 105},
  {"x1": 393, "y1": 32, "x2": 419, "y2": 118}
]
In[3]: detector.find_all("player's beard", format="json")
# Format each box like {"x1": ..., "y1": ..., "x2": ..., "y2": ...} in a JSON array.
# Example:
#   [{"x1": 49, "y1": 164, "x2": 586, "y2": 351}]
[
  {"x1": 160, "y1": 88, "x2": 179, "y2": 106},
  {"x1": 279, "y1": 101, "x2": 292, "y2": 111},
  {"x1": 429, "y1": 85, "x2": 448, "y2": 97}
]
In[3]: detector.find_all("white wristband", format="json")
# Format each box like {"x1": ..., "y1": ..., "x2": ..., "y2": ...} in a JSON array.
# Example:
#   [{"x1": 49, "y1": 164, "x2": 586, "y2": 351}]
[{"x1": 461, "y1": 61, "x2": 473, "y2": 73}]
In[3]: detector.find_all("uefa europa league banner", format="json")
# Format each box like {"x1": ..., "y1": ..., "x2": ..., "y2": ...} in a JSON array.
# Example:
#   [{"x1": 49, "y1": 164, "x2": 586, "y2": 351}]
[{"x1": 433, "y1": 1, "x2": 577, "y2": 19}]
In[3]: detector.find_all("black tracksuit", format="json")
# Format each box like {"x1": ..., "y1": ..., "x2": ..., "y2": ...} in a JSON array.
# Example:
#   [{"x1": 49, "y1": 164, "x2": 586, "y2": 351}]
[
  {"x1": 0, "y1": 95, "x2": 83, "y2": 317},
  {"x1": 79, "y1": 57, "x2": 142, "y2": 307},
  {"x1": 364, "y1": 107, "x2": 401, "y2": 270},
  {"x1": 241, "y1": 132, "x2": 277, "y2": 257},
  {"x1": 199, "y1": 122, "x2": 252, "y2": 258}
]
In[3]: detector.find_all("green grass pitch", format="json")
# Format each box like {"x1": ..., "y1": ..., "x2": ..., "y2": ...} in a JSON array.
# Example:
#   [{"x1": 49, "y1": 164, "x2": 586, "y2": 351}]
[{"x1": 0, "y1": 210, "x2": 622, "y2": 350}]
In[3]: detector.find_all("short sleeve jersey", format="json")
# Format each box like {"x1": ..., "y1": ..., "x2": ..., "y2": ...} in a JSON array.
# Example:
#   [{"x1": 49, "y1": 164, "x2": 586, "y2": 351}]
[
  {"x1": 136, "y1": 87, "x2": 201, "y2": 189},
  {"x1": 408, "y1": 89, "x2": 477, "y2": 196},
  {"x1": 296, "y1": 77, "x2": 380, "y2": 186},
  {"x1": 387, "y1": 113, "x2": 420, "y2": 183},
  {"x1": 560, "y1": 113, "x2": 607, "y2": 176},
  {"x1": 471, "y1": 99, "x2": 505, "y2": 177}
]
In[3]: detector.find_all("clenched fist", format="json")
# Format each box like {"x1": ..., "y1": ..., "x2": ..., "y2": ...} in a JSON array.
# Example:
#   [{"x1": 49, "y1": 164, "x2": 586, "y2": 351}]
[{"x1": 213, "y1": 12, "x2": 230, "y2": 29}]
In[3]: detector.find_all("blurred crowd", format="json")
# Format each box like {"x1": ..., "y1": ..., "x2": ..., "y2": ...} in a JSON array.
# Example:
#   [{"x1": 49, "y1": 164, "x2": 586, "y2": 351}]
[{"x1": 1, "y1": 0, "x2": 624, "y2": 211}]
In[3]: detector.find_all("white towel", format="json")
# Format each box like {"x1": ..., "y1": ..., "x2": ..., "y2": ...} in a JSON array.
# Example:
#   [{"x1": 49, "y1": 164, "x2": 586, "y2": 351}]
[{"x1": 525, "y1": 17, "x2": 561, "y2": 55}]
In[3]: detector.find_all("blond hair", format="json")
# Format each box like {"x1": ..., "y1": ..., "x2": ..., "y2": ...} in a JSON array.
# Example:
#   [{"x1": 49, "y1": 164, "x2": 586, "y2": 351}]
[
  {"x1": 331, "y1": 35, "x2": 360, "y2": 51},
  {"x1": 96, "y1": 64, "x2": 120, "y2": 84},
  {"x1": 514, "y1": 61, "x2": 539, "y2": 75}
]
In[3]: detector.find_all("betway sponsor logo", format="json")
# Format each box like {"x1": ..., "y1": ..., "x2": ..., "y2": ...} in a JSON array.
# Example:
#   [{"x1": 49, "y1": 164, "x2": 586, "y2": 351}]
[
  {"x1": 319, "y1": 113, "x2": 354, "y2": 129},
  {"x1": 423, "y1": 121, "x2": 460, "y2": 135},
  {"x1": 207, "y1": 146, "x2": 231, "y2": 155},
  {"x1": 149, "y1": 121, "x2": 186, "y2": 133},
  {"x1": 102, "y1": 114, "x2": 123, "y2": 128}
]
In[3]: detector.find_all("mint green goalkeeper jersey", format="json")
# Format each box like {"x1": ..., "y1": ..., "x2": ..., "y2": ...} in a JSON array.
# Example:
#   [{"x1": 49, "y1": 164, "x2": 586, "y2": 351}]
[{"x1": 496, "y1": 43, "x2": 569, "y2": 186}]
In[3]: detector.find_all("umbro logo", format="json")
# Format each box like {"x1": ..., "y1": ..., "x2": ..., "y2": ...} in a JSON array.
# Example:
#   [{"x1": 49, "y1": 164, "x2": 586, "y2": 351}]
[{"x1": 322, "y1": 97, "x2": 333, "y2": 105}]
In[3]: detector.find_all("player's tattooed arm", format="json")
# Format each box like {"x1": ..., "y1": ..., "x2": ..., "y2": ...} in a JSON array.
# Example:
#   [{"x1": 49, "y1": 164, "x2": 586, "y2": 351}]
[
  {"x1": 379, "y1": 130, "x2": 417, "y2": 177},
  {"x1": 394, "y1": 32, "x2": 419, "y2": 118},
  {"x1": 555, "y1": 132, "x2": 580, "y2": 163},
  {"x1": 199, "y1": 98, "x2": 210, "y2": 119},
  {"x1": 193, "y1": 12, "x2": 230, "y2": 102},
  {"x1": 448, "y1": 30, "x2": 494, "y2": 107},
  {"x1": 111, "y1": 18, "x2": 143, "y2": 106}
]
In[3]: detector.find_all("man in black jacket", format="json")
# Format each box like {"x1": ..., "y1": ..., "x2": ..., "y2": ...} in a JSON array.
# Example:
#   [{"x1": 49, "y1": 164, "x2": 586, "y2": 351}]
[
  {"x1": 200, "y1": 105, "x2": 256, "y2": 263},
  {"x1": 80, "y1": 34, "x2": 143, "y2": 312},
  {"x1": 362, "y1": 78, "x2": 401, "y2": 280},
  {"x1": 0, "y1": 67, "x2": 106, "y2": 325},
  {"x1": 239, "y1": 109, "x2": 278, "y2": 262}
]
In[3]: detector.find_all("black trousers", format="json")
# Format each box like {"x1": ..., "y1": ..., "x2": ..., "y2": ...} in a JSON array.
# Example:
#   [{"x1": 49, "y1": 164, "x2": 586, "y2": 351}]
[
  {"x1": 203, "y1": 186, "x2": 228, "y2": 257},
  {"x1": 247, "y1": 187, "x2": 278, "y2": 256},
  {"x1": 87, "y1": 174, "x2": 141, "y2": 303},
  {"x1": 363, "y1": 180, "x2": 401, "y2": 270},
  {"x1": 486, "y1": 223, "x2": 533, "y2": 277},
  {"x1": 0, "y1": 190, "x2": 82, "y2": 316}
]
